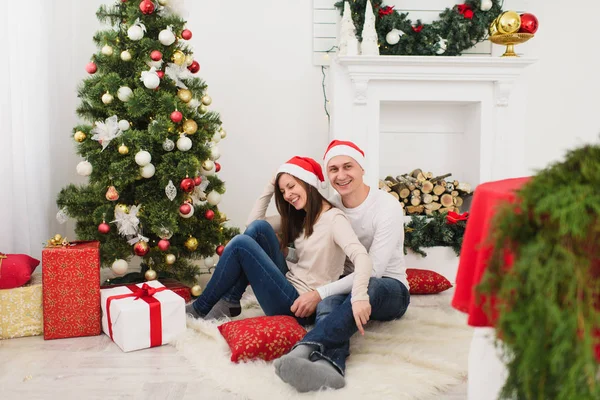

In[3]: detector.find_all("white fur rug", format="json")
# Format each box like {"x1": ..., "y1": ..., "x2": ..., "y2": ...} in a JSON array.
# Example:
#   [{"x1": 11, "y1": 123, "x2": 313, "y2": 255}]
[{"x1": 175, "y1": 290, "x2": 472, "y2": 400}]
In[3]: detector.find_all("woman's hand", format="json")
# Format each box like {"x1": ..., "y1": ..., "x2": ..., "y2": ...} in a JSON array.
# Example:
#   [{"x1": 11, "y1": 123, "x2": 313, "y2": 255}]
[
  {"x1": 352, "y1": 300, "x2": 371, "y2": 335},
  {"x1": 291, "y1": 291, "x2": 321, "y2": 318}
]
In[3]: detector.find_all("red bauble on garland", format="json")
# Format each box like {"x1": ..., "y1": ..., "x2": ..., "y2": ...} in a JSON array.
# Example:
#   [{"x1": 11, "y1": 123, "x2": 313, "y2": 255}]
[
  {"x1": 215, "y1": 162, "x2": 221, "y2": 172},
  {"x1": 181, "y1": 29, "x2": 193, "y2": 40},
  {"x1": 133, "y1": 241, "x2": 150, "y2": 256},
  {"x1": 179, "y1": 203, "x2": 192, "y2": 215},
  {"x1": 157, "y1": 239, "x2": 170, "y2": 251},
  {"x1": 216, "y1": 245, "x2": 225, "y2": 256},
  {"x1": 187, "y1": 61, "x2": 200, "y2": 73},
  {"x1": 180, "y1": 177, "x2": 195, "y2": 193},
  {"x1": 519, "y1": 13, "x2": 539, "y2": 34},
  {"x1": 193, "y1": 176, "x2": 202, "y2": 186},
  {"x1": 412, "y1": 25, "x2": 423, "y2": 33},
  {"x1": 85, "y1": 62, "x2": 97, "y2": 74},
  {"x1": 157, "y1": 70, "x2": 165, "y2": 79},
  {"x1": 170, "y1": 110, "x2": 183, "y2": 123},
  {"x1": 205, "y1": 210, "x2": 215, "y2": 220},
  {"x1": 150, "y1": 50, "x2": 162, "y2": 61},
  {"x1": 98, "y1": 222, "x2": 110, "y2": 234},
  {"x1": 139, "y1": 0, "x2": 155, "y2": 14}
]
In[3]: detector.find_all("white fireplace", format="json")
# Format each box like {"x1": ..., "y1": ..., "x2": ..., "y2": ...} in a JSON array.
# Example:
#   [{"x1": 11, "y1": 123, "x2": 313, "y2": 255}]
[{"x1": 327, "y1": 56, "x2": 537, "y2": 189}]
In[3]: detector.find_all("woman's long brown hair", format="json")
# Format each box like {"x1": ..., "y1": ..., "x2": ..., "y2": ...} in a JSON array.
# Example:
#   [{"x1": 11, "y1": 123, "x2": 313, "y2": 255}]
[{"x1": 274, "y1": 173, "x2": 331, "y2": 250}]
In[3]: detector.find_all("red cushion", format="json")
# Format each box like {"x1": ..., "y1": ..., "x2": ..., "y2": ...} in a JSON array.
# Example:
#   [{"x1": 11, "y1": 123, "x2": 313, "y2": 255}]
[
  {"x1": 218, "y1": 315, "x2": 306, "y2": 362},
  {"x1": 0, "y1": 253, "x2": 40, "y2": 289},
  {"x1": 407, "y1": 268, "x2": 453, "y2": 294}
]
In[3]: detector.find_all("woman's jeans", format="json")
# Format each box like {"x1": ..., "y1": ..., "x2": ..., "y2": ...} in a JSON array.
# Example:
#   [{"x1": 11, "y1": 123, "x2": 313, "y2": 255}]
[
  {"x1": 297, "y1": 277, "x2": 410, "y2": 375},
  {"x1": 191, "y1": 220, "x2": 312, "y2": 324}
]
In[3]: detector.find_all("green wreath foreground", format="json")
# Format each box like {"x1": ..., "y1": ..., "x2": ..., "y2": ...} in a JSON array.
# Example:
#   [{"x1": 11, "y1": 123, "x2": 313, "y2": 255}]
[{"x1": 335, "y1": 0, "x2": 503, "y2": 56}]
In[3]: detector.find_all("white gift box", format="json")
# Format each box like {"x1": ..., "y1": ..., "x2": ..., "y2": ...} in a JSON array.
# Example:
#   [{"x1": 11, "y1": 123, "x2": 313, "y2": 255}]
[{"x1": 101, "y1": 280, "x2": 186, "y2": 352}]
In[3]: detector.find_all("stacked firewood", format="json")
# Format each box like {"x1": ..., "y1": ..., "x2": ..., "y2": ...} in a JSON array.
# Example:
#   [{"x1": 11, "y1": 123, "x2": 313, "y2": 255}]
[{"x1": 379, "y1": 169, "x2": 473, "y2": 216}]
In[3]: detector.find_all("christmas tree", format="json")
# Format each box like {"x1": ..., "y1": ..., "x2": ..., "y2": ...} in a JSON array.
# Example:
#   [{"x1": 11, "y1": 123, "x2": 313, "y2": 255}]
[{"x1": 57, "y1": 0, "x2": 238, "y2": 284}]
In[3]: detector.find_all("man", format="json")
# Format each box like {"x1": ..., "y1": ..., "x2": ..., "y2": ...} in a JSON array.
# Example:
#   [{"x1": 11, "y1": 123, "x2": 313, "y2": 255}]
[{"x1": 274, "y1": 140, "x2": 410, "y2": 392}]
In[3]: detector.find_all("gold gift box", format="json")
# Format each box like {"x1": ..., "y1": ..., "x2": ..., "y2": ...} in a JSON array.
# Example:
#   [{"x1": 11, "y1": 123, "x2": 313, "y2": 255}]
[{"x1": 0, "y1": 274, "x2": 43, "y2": 339}]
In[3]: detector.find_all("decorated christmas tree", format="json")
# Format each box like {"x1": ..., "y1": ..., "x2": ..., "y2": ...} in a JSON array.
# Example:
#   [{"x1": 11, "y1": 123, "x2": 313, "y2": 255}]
[{"x1": 57, "y1": 0, "x2": 238, "y2": 284}]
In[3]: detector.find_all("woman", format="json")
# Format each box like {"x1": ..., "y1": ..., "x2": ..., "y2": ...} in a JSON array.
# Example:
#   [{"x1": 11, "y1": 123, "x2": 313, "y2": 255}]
[{"x1": 186, "y1": 156, "x2": 373, "y2": 325}]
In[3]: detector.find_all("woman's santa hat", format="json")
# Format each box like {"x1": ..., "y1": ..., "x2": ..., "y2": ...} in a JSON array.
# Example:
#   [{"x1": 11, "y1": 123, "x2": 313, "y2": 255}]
[
  {"x1": 277, "y1": 156, "x2": 326, "y2": 189},
  {"x1": 323, "y1": 140, "x2": 365, "y2": 169}
]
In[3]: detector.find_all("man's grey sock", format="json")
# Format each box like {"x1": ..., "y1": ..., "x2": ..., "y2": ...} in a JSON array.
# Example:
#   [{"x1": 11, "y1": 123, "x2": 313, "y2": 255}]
[
  {"x1": 273, "y1": 344, "x2": 316, "y2": 371},
  {"x1": 205, "y1": 299, "x2": 242, "y2": 320},
  {"x1": 185, "y1": 303, "x2": 204, "y2": 319},
  {"x1": 274, "y1": 356, "x2": 345, "y2": 392}
]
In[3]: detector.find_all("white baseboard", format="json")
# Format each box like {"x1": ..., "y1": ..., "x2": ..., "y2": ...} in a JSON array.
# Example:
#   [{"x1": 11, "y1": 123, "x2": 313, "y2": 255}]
[{"x1": 405, "y1": 246, "x2": 460, "y2": 284}]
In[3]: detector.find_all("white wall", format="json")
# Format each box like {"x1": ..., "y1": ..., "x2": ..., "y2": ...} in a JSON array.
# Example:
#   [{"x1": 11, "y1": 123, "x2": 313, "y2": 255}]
[{"x1": 49, "y1": 0, "x2": 599, "y2": 235}]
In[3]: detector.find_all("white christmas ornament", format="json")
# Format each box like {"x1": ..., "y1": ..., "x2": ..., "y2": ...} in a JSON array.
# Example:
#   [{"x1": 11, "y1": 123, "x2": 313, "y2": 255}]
[
  {"x1": 436, "y1": 38, "x2": 448, "y2": 55},
  {"x1": 386, "y1": 29, "x2": 404, "y2": 45},
  {"x1": 101, "y1": 45, "x2": 114, "y2": 56},
  {"x1": 204, "y1": 257, "x2": 214, "y2": 267},
  {"x1": 91, "y1": 115, "x2": 122, "y2": 150},
  {"x1": 140, "y1": 163, "x2": 156, "y2": 178},
  {"x1": 480, "y1": 0, "x2": 493, "y2": 11},
  {"x1": 135, "y1": 150, "x2": 152, "y2": 166},
  {"x1": 187, "y1": 98, "x2": 200, "y2": 111},
  {"x1": 56, "y1": 207, "x2": 69, "y2": 224},
  {"x1": 158, "y1": 27, "x2": 176, "y2": 46},
  {"x1": 118, "y1": 120, "x2": 130, "y2": 131},
  {"x1": 338, "y1": 1, "x2": 359, "y2": 56},
  {"x1": 165, "y1": 63, "x2": 192, "y2": 88},
  {"x1": 112, "y1": 204, "x2": 141, "y2": 237},
  {"x1": 102, "y1": 92, "x2": 114, "y2": 104},
  {"x1": 185, "y1": 55, "x2": 194, "y2": 66},
  {"x1": 111, "y1": 259, "x2": 129, "y2": 276},
  {"x1": 162, "y1": 138, "x2": 175, "y2": 151},
  {"x1": 127, "y1": 20, "x2": 146, "y2": 41},
  {"x1": 209, "y1": 146, "x2": 220, "y2": 161},
  {"x1": 141, "y1": 67, "x2": 160, "y2": 89},
  {"x1": 158, "y1": 0, "x2": 168, "y2": 5},
  {"x1": 76, "y1": 161, "x2": 93, "y2": 176},
  {"x1": 117, "y1": 86, "x2": 133, "y2": 102},
  {"x1": 120, "y1": 50, "x2": 132, "y2": 61},
  {"x1": 165, "y1": 180, "x2": 177, "y2": 201},
  {"x1": 212, "y1": 131, "x2": 221, "y2": 143},
  {"x1": 176, "y1": 136, "x2": 192, "y2": 151},
  {"x1": 361, "y1": 0, "x2": 380, "y2": 55},
  {"x1": 206, "y1": 191, "x2": 221, "y2": 206}
]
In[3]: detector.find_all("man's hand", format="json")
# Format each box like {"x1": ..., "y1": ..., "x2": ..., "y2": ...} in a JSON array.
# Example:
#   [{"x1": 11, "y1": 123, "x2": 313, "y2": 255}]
[
  {"x1": 291, "y1": 291, "x2": 322, "y2": 318},
  {"x1": 352, "y1": 300, "x2": 371, "y2": 335}
]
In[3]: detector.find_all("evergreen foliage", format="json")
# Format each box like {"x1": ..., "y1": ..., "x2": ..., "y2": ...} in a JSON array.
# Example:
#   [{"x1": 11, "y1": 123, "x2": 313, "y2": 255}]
[
  {"x1": 335, "y1": 0, "x2": 503, "y2": 56},
  {"x1": 404, "y1": 213, "x2": 466, "y2": 256},
  {"x1": 478, "y1": 141, "x2": 600, "y2": 399}
]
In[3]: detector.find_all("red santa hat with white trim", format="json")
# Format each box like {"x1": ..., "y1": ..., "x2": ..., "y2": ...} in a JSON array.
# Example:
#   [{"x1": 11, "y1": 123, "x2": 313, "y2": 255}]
[
  {"x1": 277, "y1": 156, "x2": 326, "y2": 189},
  {"x1": 323, "y1": 140, "x2": 365, "y2": 169}
]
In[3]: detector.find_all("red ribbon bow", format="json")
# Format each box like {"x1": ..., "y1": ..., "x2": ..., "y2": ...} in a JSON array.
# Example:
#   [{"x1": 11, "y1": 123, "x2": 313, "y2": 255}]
[
  {"x1": 457, "y1": 4, "x2": 474, "y2": 19},
  {"x1": 106, "y1": 283, "x2": 168, "y2": 348},
  {"x1": 447, "y1": 211, "x2": 469, "y2": 224},
  {"x1": 378, "y1": 5, "x2": 394, "y2": 17},
  {"x1": 412, "y1": 25, "x2": 423, "y2": 33}
]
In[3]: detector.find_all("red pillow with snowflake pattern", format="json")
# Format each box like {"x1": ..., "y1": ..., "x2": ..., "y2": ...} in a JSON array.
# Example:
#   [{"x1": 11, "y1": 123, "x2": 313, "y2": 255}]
[
  {"x1": 407, "y1": 268, "x2": 453, "y2": 294},
  {"x1": 218, "y1": 315, "x2": 306, "y2": 363}
]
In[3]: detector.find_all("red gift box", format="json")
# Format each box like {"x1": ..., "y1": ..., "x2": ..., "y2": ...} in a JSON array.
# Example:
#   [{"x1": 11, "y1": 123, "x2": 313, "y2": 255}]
[
  {"x1": 101, "y1": 278, "x2": 191, "y2": 303},
  {"x1": 42, "y1": 241, "x2": 101, "y2": 340}
]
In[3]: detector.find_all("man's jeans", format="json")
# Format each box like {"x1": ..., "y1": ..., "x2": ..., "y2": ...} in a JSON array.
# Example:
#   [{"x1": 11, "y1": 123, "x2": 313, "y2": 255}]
[
  {"x1": 192, "y1": 220, "x2": 311, "y2": 323},
  {"x1": 297, "y1": 277, "x2": 410, "y2": 375}
]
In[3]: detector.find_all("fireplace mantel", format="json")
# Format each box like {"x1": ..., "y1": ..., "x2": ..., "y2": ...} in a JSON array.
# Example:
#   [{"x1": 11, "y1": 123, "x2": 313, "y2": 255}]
[{"x1": 328, "y1": 55, "x2": 537, "y2": 189}]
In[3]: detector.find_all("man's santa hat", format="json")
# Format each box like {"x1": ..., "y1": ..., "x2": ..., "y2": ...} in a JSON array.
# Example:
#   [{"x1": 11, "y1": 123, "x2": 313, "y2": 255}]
[
  {"x1": 323, "y1": 140, "x2": 365, "y2": 169},
  {"x1": 277, "y1": 156, "x2": 326, "y2": 189}
]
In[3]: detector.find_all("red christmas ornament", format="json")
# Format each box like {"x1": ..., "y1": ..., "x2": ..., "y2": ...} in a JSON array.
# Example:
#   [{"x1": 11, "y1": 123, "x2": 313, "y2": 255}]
[
  {"x1": 378, "y1": 5, "x2": 394, "y2": 18},
  {"x1": 133, "y1": 241, "x2": 150, "y2": 256},
  {"x1": 180, "y1": 177, "x2": 195, "y2": 193},
  {"x1": 170, "y1": 110, "x2": 183, "y2": 123},
  {"x1": 187, "y1": 61, "x2": 200, "y2": 74},
  {"x1": 150, "y1": 50, "x2": 163, "y2": 61},
  {"x1": 205, "y1": 210, "x2": 215, "y2": 220},
  {"x1": 519, "y1": 13, "x2": 539, "y2": 34},
  {"x1": 179, "y1": 203, "x2": 192, "y2": 215},
  {"x1": 157, "y1": 70, "x2": 165, "y2": 79},
  {"x1": 181, "y1": 29, "x2": 193, "y2": 40},
  {"x1": 85, "y1": 62, "x2": 97, "y2": 74},
  {"x1": 139, "y1": 0, "x2": 155, "y2": 14},
  {"x1": 157, "y1": 239, "x2": 170, "y2": 251},
  {"x1": 193, "y1": 176, "x2": 202, "y2": 186},
  {"x1": 457, "y1": 4, "x2": 473, "y2": 19},
  {"x1": 98, "y1": 222, "x2": 110, "y2": 234},
  {"x1": 215, "y1": 162, "x2": 221, "y2": 173},
  {"x1": 412, "y1": 25, "x2": 423, "y2": 33},
  {"x1": 216, "y1": 245, "x2": 225, "y2": 256}
]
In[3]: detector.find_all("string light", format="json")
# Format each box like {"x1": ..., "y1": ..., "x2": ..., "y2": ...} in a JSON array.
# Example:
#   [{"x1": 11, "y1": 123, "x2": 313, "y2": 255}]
[{"x1": 320, "y1": 45, "x2": 339, "y2": 128}]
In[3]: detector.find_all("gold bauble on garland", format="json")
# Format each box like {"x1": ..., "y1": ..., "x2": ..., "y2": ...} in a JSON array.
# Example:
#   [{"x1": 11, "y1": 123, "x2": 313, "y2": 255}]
[
  {"x1": 74, "y1": 131, "x2": 87, "y2": 142},
  {"x1": 182, "y1": 119, "x2": 198, "y2": 135},
  {"x1": 185, "y1": 237, "x2": 199, "y2": 251},
  {"x1": 118, "y1": 144, "x2": 129, "y2": 155},
  {"x1": 191, "y1": 285, "x2": 202, "y2": 297},
  {"x1": 172, "y1": 50, "x2": 186, "y2": 65},
  {"x1": 144, "y1": 269, "x2": 157, "y2": 281},
  {"x1": 220, "y1": 128, "x2": 227, "y2": 139},
  {"x1": 201, "y1": 95, "x2": 212, "y2": 106},
  {"x1": 202, "y1": 160, "x2": 214, "y2": 171},
  {"x1": 178, "y1": 89, "x2": 192, "y2": 103}
]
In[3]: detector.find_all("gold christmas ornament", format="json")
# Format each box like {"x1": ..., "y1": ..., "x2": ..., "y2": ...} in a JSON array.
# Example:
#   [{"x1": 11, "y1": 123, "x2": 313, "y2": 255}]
[
  {"x1": 165, "y1": 253, "x2": 176, "y2": 264},
  {"x1": 220, "y1": 128, "x2": 227, "y2": 139},
  {"x1": 489, "y1": 20, "x2": 499, "y2": 37},
  {"x1": 178, "y1": 89, "x2": 192, "y2": 103},
  {"x1": 497, "y1": 11, "x2": 521, "y2": 34},
  {"x1": 105, "y1": 186, "x2": 119, "y2": 201},
  {"x1": 202, "y1": 160, "x2": 214, "y2": 171},
  {"x1": 172, "y1": 50, "x2": 186, "y2": 66},
  {"x1": 145, "y1": 269, "x2": 158, "y2": 281},
  {"x1": 201, "y1": 95, "x2": 212, "y2": 106},
  {"x1": 199, "y1": 105, "x2": 208, "y2": 114},
  {"x1": 115, "y1": 203, "x2": 129, "y2": 214},
  {"x1": 118, "y1": 144, "x2": 129, "y2": 155},
  {"x1": 182, "y1": 119, "x2": 198, "y2": 135},
  {"x1": 74, "y1": 131, "x2": 87, "y2": 142},
  {"x1": 191, "y1": 285, "x2": 202, "y2": 297},
  {"x1": 185, "y1": 237, "x2": 199, "y2": 251}
]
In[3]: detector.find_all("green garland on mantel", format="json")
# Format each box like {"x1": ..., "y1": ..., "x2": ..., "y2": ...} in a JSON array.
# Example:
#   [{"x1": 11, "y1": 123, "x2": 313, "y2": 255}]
[
  {"x1": 404, "y1": 212, "x2": 467, "y2": 257},
  {"x1": 478, "y1": 141, "x2": 600, "y2": 399},
  {"x1": 335, "y1": 0, "x2": 504, "y2": 56}
]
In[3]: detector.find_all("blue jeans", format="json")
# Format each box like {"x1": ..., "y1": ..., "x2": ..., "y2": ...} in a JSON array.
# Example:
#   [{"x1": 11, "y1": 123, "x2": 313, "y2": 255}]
[
  {"x1": 297, "y1": 277, "x2": 410, "y2": 375},
  {"x1": 192, "y1": 220, "x2": 313, "y2": 324}
]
